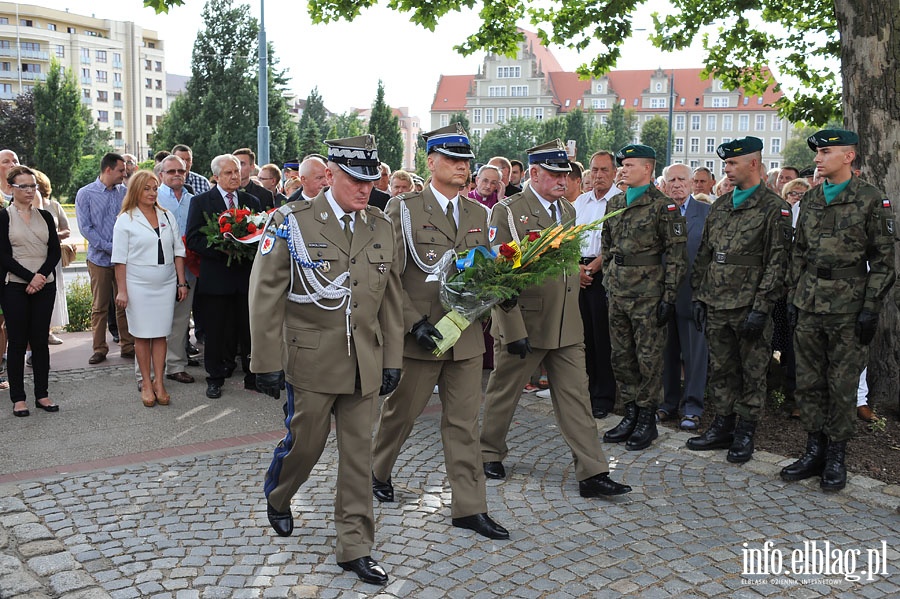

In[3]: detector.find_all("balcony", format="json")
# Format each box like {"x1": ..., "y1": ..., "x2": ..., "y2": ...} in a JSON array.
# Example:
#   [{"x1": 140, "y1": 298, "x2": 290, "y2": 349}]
[
  {"x1": 21, "y1": 50, "x2": 49, "y2": 60},
  {"x1": 113, "y1": 139, "x2": 124, "y2": 147},
  {"x1": 114, "y1": 119, "x2": 124, "y2": 128},
  {"x1": 0, "y1": 91, "x2": 15, "y2": 100},
  {"x1": 81, "y1": 76, "x2": 91, "y2": 84},
  {"x1": 0, "y1": 70, "x2": 14, "y2": 80},
  {"x1": 0, "y1": 48, "x2": 17, "y2": 58},
  {"x1": 81, "y1": 96, "x2": 92, "y2": 105},
  {"x1": 113, "y1": 80, "x2": 122, "y2": 88},
  {"x1": 81, "y1": 56, "x2": 91, "y2": 64},
  {"x1": 113, "y1": 100, "x2": 123, "y2": 108},
  {"x1": 112, "y1": 60, "x2": 123, "y2": 69},
  {"x1": 20, "y1": 72, "x2": 46, "y2": 81}
]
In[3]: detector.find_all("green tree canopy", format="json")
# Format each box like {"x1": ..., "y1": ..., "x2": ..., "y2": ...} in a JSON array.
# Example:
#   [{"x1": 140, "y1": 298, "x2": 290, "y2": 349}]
[
  {"x1": 298, "y1": 87, "x2": 329, "y2": 142},
  {"x1": 0, "y1": 90, "x2": 35, "y2": 165},
  {"x1": 367, "y1": 80, "x2": 404, "y2": 169},
  {"x1": 298, "y1": 120, "x2": 326, "y2": 158},
  {"x1": 449, "y1": 111, "x2": 470, "y2": 133},
  {"x1": 605, "y1": 103, "x2": 637, "y2": 152},
  {"x1": 476, "y1": 117, "x2": 542, "y2": 165},
  {"x1": 640, "y1": 116, "x2": 669, "y2": 175},
  {"x1": 33, "y1": 60, "x2": 86, "y2": 198},
  {"x1": 326, "y1": 111, "x2": 365, "y2": 140}
]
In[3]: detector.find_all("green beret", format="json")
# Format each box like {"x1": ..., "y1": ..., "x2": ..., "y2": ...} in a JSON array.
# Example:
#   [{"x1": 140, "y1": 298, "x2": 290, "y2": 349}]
[
  {"x1": 716, "y1": 136, "x2": 763, "y2": 160},
  {"x1": 615, "y1": 144, "x2": 656, "y2": 166},
  {"x1": 807, "y1": 129, "x2": 859, "y2": 151}
]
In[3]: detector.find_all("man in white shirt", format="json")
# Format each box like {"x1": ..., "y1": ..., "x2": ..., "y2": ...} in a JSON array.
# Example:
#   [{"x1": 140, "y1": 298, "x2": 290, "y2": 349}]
[{"x1": 571, "y1": 151, "x2": 621, "y2": 419}]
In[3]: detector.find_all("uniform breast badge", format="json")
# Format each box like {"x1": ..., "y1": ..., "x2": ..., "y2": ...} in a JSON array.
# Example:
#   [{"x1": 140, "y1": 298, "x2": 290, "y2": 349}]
[
  {"x1": 377, "y1": 263, "x2": 387, "y2": 274},
  {"x1": 319, "y1": 261, "x2": 331, "y2": 273},
  {"x1": 425, "y1": 249, "x2": 438, "y2": 261},
  {"x1": 320, "y1": 212, "x2": 329, "y2": 220},
  {"x1": 519, "y1": 215, "x2": 529, "y2": 224}
]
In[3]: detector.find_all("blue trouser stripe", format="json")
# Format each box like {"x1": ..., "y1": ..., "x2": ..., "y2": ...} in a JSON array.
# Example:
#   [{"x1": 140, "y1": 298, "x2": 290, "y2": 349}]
[{"x1": 264, "y1": 382, "x2": 296, "y2": 497}]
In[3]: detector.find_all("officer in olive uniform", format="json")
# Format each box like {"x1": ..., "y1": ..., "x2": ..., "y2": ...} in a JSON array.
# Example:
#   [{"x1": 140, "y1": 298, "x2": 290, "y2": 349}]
[
  {"x1": 480, "y1": 139, "x2": 632, "y2": 499},
  {"x1": 601, "y1": 144, "x2": 688, "y2": 451},
  {"x1": 371, "y1": 124, "x2": 509, "y2": 540},
  {"x1": 688, "y1": 137, "x2": 791, "y2": 463},
  {"x1": 249, "y1": 135, "x2": 404, "y2": 586},
  {"x1": 781, "y1": 129, "x2": 895, "y2": 491}
]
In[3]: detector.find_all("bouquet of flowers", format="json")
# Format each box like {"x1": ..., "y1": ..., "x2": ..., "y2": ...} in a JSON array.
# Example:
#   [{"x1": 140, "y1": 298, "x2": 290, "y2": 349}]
[
  {"x1": 431, "y1": 208, "x2": 624, "y2": 355},
  {"x1": 201, "y1": 207, "x2": 274, "y2": 266}
]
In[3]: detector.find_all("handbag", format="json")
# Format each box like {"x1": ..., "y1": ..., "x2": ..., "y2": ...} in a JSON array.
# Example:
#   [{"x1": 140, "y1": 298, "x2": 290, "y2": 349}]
[{"x1": 60, "y1": 243, "x2": 77, "y2": 267}]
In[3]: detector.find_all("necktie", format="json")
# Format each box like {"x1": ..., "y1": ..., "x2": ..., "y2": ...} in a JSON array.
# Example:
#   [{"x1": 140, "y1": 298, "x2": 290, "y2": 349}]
[
  {"x1": 549, "y1": 202, "x2": 558, "y2": 224},
  {"x1": 225, "y1": 192, "x2": 235, "y2": 210},
  {"x1": 446, "y1": 201, "x2": 457, "y2": 236},
  {"x1": 341, "y1": 214, "x2": 353, "y2": 245}
]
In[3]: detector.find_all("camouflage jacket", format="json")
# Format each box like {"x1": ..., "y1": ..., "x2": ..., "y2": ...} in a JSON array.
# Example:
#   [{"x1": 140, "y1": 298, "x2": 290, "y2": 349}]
[
  {"x1": 787, "y1": 174, "x2": 896, "y2": 314},
  {"x1": 601, "y1": 184, "x2": 687, "y2": 301},
  {"x1": 692, "y1": 183, "x2": 791, "y2": 313}
]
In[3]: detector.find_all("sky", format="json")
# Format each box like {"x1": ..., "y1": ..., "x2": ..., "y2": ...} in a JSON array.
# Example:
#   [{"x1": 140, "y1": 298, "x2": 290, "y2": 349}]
[{"x1": 39, "y1": 0, "x2": 710, "y2": 121}]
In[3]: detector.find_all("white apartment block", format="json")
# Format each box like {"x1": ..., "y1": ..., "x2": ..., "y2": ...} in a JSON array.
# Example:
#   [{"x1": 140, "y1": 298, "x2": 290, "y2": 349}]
[
  {"x1": 432, "y1": 30, "x2": 791, "y2": 172},
  {"x1": 0, "y1": 3, "x2": 166, "y2": 158}
]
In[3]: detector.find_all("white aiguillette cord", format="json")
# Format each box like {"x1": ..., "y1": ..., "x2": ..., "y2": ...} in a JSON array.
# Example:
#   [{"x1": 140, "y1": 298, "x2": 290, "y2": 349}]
[{"x1": 283, "y1": 213, "x2": 353, "y2": 355}]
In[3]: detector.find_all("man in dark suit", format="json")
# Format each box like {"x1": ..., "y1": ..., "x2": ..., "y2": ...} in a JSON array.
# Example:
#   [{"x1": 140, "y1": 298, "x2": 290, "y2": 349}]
[
  {"x1": 286, "y1": 156, "x2": 328, "y2": 203},
  {"x1": 659, "y1": 164, "x2": 711, "y2": 430},
  {"x1": 234, "y1": 147, "x2": 275, "y2": 210},
  {"x1": 186, "y1": 154, "x2": 262, "y2": 398},
  {"x1": 368, "y1": 186, "x2": 390, "y2": 210}
]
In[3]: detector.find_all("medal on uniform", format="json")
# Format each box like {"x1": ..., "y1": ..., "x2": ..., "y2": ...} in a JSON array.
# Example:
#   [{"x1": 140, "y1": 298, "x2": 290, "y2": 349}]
[
  {"x1": 319, "y1": 261, "x2": 331, "y2": 273},
  {"x1": 320, "y1": 212, "x2": 329, "y2": 220},
  {"x1": 378, "y1": 263, "x2": 387, "y2": 274},
  {"x1": 519, "y1": 215, "x2": 529, "y2": 224},
  {"x1": 425, "y1": 249, "x2": 438, "y2": 261}
]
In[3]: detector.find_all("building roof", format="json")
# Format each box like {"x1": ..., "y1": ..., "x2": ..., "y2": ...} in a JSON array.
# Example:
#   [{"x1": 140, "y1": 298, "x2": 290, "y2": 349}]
[
  {"x1": 519, "y1": 29, "x2": 563, "y2": 76},
  {"x1": 431, "y1": 74, "x2": 475, "y2": 112}
]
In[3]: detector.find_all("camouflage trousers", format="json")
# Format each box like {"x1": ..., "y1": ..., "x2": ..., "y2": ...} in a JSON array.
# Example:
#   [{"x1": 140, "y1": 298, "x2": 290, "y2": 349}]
[
  {"x1": 608, "y1": 295, "x2": 666, "y2": 409},
  {"x1": 794, "y1": 310, "x2": 867, "y2": 442},
  {"x1": 705, "y1": 306, "x2": 772, "y2": 421}
]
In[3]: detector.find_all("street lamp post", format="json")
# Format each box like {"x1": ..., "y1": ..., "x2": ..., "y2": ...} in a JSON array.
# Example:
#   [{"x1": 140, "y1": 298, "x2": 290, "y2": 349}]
[
  {"x1": 665, "y1": 69, "x2": 675, "y2": 164},
  {"x1": 257, "y1": 0, "x2": 270, "y2": 165}
]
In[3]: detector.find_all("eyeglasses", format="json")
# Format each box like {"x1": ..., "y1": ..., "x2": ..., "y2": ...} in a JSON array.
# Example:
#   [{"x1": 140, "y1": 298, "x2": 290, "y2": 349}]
[
  {"x1": 164, "y1": 169, "x2": 187, "y2": 175},
  {"x1": 11, "y1": 183, "x2": 37, "y2": 190},
  {"x1": 786, "y1": 191, "x2": 805, "y2": 198}
]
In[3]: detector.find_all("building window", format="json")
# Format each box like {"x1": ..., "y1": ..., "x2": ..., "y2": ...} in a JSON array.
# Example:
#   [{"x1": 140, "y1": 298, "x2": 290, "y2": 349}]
[
  {"x1": 22, "y1": 63, "x2": 41, "y2": 73},
  {"x1": 522, "y1": 107, "x2": 531, "y2": 118},
  {"x1": 535, "y1": 107, "x2": 543, "y2": 120},
  {"x1": 650, "y1": 98, "x2": 666, "y2": 109},
  {"x1": 155, "y1": 61, "x2": 162, "y2": 71},
  {"x1": 85, "y1": 30, "x2": 99, "y2": 37},
  {"x1": 755, "y1": 114, "x2": 765, "y2": 130},
  {"x1": 98, "y1": 110, "x2": 108, "y2": 123},
  {"x1": 0, "y1": 41, "x2": 9, "y2": 49},
  {"x1": 145, "y1": 59, "x2": 152, "y2": 70},
  {"x1": 146, "y1": 96, "x2": 153, "y2": 107},
  {"x1": 705, "y1": 138, "x2": 716, "y2": 153},
  {"x1": 473, "y1": 109, "x2": 482, "y2": 124},
  {"x1": 485, "y1": 108, "x2": 494, "y2": 124},
  {"x1": 655, "y1": 82, "x2": 663, "y2": 92},
  {"x1": 440, "y1": 113, "x2": 449, "y2": 126},
  {"x1": 690, "y1": 160, "x2": 699, "y2": 168},
  {"x1": 67, "y1": 27, "x2": 76, "y2": 34},
  {"x1": 155, "y1": 97, "x2": 162, "y2": 108},
  {"x1": 497, "y1": 108, "x2": 506, "y2": 123},
  {"x1": 690, "y1": 115, "x2": 701, "y2": 130},
  {"x1": 97, "y1": 90, "x2": 108, "y2": 102},
  {"x1": 705, "y1": 160, "x2": 715, "y2": 171},
  {"x1": 712, "y1": 97, "x2": 729, "y2": 108},
  {"x1": 114, "y1": 111, "x2": 122, "y2": 120},
  {"x1": 509, "y1": 107, "x2": 518, "y2": 119},
  {"x1": 738, "y1": 114, "x2": 749, "y2": 131},
  {"x1": 114, "y1": 72, "x2": 122, "y2": 83},
  {"x1": 0, "y1": 62, "x2": 9, "y2": 72},
  {"x1": 706, "y1": 115, "x2": 716, "y2": 131},
  {"x1": 96, "y1": 70, "x2": 107, "y2": 83},
  {"x1": 114, "y1": 92, "x2": 122, "y2": 102},
  {"x1": 80, "y1": 48, "x2": 90, "y2": 63},
  {"x1": 22, "y1": 42, "x2": 40, "y2": 52},
  {"x1": 771, "y1": 138, "x2": 782, "y2": 153},
  {"x1": 20, "y1": 19, "x2": 33, "y2": 27},
  {"x1": 674, "y1": 138, "x2": 684, "y2": 153},
  {"x1": 81, "y1": 69, "x2": 90, "y2": 79},
  {"x1": 510, "y1": 85, "x2": 528, "y2": 97},
  {"x1": 155, "y1": 79, "x2": 162, "y2": 90},
  {"x1": 496, "y1": 66, "x2": 521, "y2": 78},
  {"x1": 113, "y1": 52, "x2": 122, "y2": 66},
  {"x1": 0, "y1": 18, "x2": 7, "y2": 25},
  {"x1": 488, "y1": 86, "x2": 507, "y2": 97},
  {"x1": 145, "y1": 78, "x2": 152, "y2": 89},
  {"x1": 55, "y1": 45, "x2": 64, "y2": 58},
  {"x1": 595, "y1": 83, "x2": 604, "y2": 94},
  {"x1": 146, "y1": 115, "x2": 153, "y2": 126},
  {"x1": 690, "y1": 138, "x2": 700, "y2": 153},
  {"x1": 769, "y1": 161, "x2": 780, "y2": 170},
  {"x1": 723, "y1": 115, "x2": 733, "y2": 131},
  {"x1": 96, "y1": 50, "x2": 107, "y2": 63},
  {"x1": 721, "y1": 137, "x2": 732, "y2": 144},
  {"x1": 47, "y1": 24, "x2": 57, "y2": 32},
  {"x1": 675, "y1": 115, "x2": 685, "y2": 131},
  {"x1": 0, "y1": 83, "x2": 12, "y2": 95},
  {"x1": 599, "y1": 115, "x2": 608, "y2": 124},
  {"x1": 591, "y1": 98, "x2": 607, "y2": 109}
]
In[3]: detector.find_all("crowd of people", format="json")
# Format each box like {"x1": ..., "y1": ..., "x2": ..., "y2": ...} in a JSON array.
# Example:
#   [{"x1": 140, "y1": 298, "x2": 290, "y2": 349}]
[{"x1": 0, "y1": 122, "x2": 894, "y2": 586}]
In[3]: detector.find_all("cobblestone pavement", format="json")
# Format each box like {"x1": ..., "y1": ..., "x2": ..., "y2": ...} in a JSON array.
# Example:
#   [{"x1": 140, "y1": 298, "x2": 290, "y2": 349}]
[{"x1": 1, "y1": 383, "x2": 899, "y2": 598}]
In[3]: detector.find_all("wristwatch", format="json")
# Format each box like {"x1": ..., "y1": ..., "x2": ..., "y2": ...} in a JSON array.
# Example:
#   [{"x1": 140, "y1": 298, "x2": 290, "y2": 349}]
[{"x1": 177, "y1": 283, "x2": 190, "y2": 289}]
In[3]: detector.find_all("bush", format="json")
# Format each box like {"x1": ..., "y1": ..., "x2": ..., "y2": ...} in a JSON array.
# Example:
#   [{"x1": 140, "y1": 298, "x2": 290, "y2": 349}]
[{"x1": 65, "y1": 276, "x2": 92, "y2": 332}]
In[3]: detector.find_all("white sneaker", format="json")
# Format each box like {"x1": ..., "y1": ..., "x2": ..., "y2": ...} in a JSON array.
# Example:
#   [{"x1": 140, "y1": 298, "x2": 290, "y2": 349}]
[{"x1": 536, "y1": 389, "x2": 551, "y2": 399}]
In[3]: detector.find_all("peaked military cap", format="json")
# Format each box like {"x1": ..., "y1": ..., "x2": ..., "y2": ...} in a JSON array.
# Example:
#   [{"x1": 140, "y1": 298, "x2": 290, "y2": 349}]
[
  {"x1": 324, "y1": 135, "x2": 381, "y2": 181},
  {"x1": 716, "y1": 136, "x2": 763, "y2": 159},
  {"x1": 807, "y1": 129, "x2": 859, "y2": 151},
  {"x1": 527, "y1": 139, "x2": 572, "y2": 172},
  {"x1": 615, "y1": 144, "x2": 656, "y2": 166},
  {"x1": 423, "y1": 123, "x2": 475, "y2": 159},
  {"x1": 283, "y1": 158, "x2": 300, "y2": 172}
]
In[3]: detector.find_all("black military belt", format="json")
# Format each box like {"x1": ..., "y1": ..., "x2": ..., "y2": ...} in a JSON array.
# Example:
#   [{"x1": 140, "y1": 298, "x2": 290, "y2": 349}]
[
  {"x1": 806, "y1": 263, "x2": 867, "y2": 280},
  {"x1": 613, "y1": 254, "x2": 662, "y2": 266},
  {"x1": 714, "y1": 252, "x2": 763, "y2": 267},
  {"x1": 580, "y1": 256, "x2": 597, "y2": 265}
]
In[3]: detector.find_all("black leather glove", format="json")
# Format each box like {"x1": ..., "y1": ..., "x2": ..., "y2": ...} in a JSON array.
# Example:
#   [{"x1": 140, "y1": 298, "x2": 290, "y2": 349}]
[
  {"x1": 256, "y1": 371, "x2": 285, "y2": 400},
  {"x1": 498, "y1": 295, "x2": 518, "y2": 311},
  {"x1": 855, "y1": 309, "x2": 879, "y2": 345},
  {"x1": 507, "y1": 337, "x2": 532, "y2": 359},
  {"x1": 656, "y1": 301, "x2": 675, "y2": 328},
  {"x1": 786, "y1": 303, "x2": 799, "y2": 330},
  {"x1": 410, "y1": 316, "x2": 443, "y2": 351},
  {"x1": 380, "y1": 368, "x2": 401, "y2": 395},
  {"x1": 738, "y1": 310, "x2": 768, "y2": 341},
  {"x1": 692, "y1": 300, "x2": 707, "y2": 333}
]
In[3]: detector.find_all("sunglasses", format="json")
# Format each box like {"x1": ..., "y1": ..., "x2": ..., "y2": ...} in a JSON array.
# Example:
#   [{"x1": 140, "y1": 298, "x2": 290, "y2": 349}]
[
  {"x1": 164, "y1": 169, "x2": 187, "y2": 175},
  {"x1": 11, "y1": 183, "x2": 37, "y2": 190}
]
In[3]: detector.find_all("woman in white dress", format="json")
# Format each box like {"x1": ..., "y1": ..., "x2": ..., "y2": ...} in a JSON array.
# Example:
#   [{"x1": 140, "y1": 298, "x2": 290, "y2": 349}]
[
  {"x1": 112, "y1": 170, "x2": 188, "y2": 408},
  {"x1": 32, "y1": 170, "x2": 69, "y2": 342}
]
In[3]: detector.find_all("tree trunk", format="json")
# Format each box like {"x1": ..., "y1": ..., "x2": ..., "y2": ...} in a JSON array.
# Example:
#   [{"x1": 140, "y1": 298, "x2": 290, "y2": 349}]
[{"x1": 835, "y1": 0, "x2": 900, "y2": 410}]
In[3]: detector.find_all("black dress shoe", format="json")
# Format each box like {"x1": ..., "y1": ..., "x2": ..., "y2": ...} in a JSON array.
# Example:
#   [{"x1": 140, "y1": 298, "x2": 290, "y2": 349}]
[
  {"x1": 452, "y1": 513, "x2": 510, "y2": 540},
  {"x1": 579, "y1": 473, "x2": 632, "y2": 497},
  {"x1": 266, "y1": 501, "x2": 293, "y2": 537},
  {"x1": 483, "y1": 461, "x2": 506, "y2": 480},
  {"x1": 592, "y1": 407, "x2": 610, "y2": 419},
  {"x1": 112, "y1": 334, "x2": 120, "y2": 344},
  {"x1": 372, "y1": 473, "x2": 394, "y2": 502},
  {"x1": 187, "y1": 344, "x2": 201, "y2": 357},
  {"x1": 206, "y1": 383, "x2": 222, "y2": 399},
  {"x1": 337, "y1": 556, "x2": 388, "y2": 585},
  {"x1": 187, "y1": 358, "x2": 201, "y2": 367}
]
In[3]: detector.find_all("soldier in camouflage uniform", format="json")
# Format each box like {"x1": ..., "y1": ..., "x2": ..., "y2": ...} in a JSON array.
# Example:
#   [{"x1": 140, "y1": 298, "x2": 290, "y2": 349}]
[
  {"x1": 601, "y1": 144, "x2": 687, "y2": 451},
  {"x1": 780, "y1": 129, "x2": 895, "y2": 492},
  {"x1": 688, "y1": 137, "x2": 791, "y2": 463}
]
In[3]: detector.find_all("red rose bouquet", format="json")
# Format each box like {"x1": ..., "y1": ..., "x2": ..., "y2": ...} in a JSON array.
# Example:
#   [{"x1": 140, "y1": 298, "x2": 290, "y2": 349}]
[{"x1": 201, "y1": 207, "x2": 274, "y2": 266}]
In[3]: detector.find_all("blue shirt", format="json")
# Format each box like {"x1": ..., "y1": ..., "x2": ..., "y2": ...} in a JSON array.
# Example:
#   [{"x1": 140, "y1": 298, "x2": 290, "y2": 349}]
[
  {"x1": 75, "y1": 178, "x2": 127, "y2": 267},
  {"x1": 157, "y1": 183, "x2": 193, "y2": 237}
]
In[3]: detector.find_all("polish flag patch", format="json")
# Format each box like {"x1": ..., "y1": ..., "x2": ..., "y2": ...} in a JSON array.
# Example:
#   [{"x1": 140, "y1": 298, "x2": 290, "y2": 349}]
[
  {"x1": 884, "y1": 199, "x2": 892, "y2": 208},
  {"x1": 667, "y1": 204, "x2": 677, "y2": 212},
  {"x1": 781, "y1": 208, "x2": 791, "y2": 217}
]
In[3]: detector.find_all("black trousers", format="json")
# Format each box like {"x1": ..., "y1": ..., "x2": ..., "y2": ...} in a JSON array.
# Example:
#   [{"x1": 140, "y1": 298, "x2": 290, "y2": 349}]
[
  {"x1": 2, "y1": 281, "x2": 56, "y2": 404},
  {"x1": 578, "y1": 273, "x2": 617, "y2": 412},
  {"x1": 198, "y1": 292, "x2": 252, "y2": 386}
]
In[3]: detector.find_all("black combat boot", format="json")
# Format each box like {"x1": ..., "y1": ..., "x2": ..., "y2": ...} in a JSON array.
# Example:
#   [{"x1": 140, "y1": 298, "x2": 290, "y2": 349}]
[
  {"x1": 685, "y1": 413, "x2": 736, "y2": 451},
  {"x1": 820, "y1": 440, "x2": 847, "y2": 492},
  {"x1": 780, "y1": 432, "x2": 827, "y2": 481},
  {"x1": 625, "y1": 406, "x2": 658, "y2": 450},
  {"x1": 726, "y1": 417, "x2": 757, "y2": 463},
  {"x1": 603, "y1": 402, "x2": 638, "y2": 443}
]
